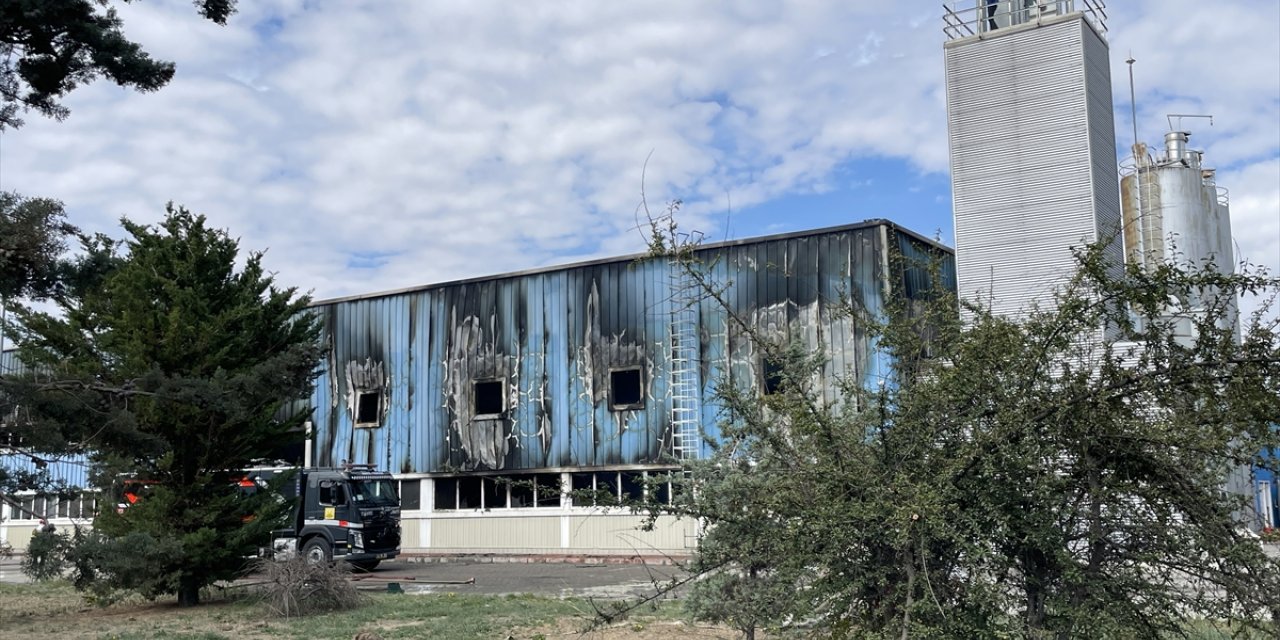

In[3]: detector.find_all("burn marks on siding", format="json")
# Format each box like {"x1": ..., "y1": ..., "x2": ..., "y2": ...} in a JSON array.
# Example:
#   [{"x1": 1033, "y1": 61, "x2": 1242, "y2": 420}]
[
  {"x1": 342, "y1": 358, "x2": 388, "y2": 465},
  {"x1": 576, "y1": 280, "x2": 649, "y2": 451},
  {"x1": 344, "y1": 359, "x2": 388, "y2": 427},
  {"x1": 305, "y1": 222, "x2": 946, "y2": 475},
  {"x1": 709, "y1": 229, "x2": 883, "y2": 404},
  {"x1": 445, "y1": 309, "x2": 515, "y2": 471},
  {"x1": 581, "y1": 281, "x2": 649, "y2": 404}
]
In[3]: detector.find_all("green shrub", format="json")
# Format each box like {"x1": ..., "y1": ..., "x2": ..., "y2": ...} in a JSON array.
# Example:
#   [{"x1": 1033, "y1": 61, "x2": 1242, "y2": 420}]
[
  {"x1": 60, "y1": 529, "x2": 187, "y2": 605},
  {"x1": 20, "y1": 529, "x2": 69, "y2": 581}
]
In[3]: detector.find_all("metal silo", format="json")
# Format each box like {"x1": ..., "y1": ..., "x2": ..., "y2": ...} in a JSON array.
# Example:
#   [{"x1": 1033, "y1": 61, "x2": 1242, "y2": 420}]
[{"x1": 1120, "y1": 129, "x2": 1238, "y2": 336}]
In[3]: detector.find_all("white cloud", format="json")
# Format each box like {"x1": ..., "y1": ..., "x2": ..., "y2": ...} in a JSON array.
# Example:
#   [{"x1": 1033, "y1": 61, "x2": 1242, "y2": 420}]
[
  {"x1": 1220, "y1": 159, "x2": 1280, "y2": 323},
  {"x1": 0, "y1": 0, "x2": 1272, "y2": 319}
]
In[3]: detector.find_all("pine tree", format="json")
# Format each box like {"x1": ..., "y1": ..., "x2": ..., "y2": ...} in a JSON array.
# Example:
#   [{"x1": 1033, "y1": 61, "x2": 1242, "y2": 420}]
[
  {"x1": 1, "y1": 0, "x2": 238, "y2": 129},
  {"x1": 0, "y1": 191, "x2": 76, "y2": 301},
  {"x1": 12, "y1": 204, "x2": 322, "y2": 606}
]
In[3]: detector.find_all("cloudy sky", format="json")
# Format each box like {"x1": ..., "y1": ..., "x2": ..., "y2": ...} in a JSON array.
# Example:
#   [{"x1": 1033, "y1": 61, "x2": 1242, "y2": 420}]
[{"x1": 0, "y1": 0, "x2": 1276, "y2": 327}]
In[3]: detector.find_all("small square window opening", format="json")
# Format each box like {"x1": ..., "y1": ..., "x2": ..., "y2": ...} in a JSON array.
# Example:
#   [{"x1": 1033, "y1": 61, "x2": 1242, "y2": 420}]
[
  {"x1": 535, "y1": 474, "x2": 562, "y2": 508},
  {"x1": 399, "y1": 479, "x2": 421, "y2": 510},
  {"x1": 761, "y1": 358, "x2": 785, "y2": 395},
  {"x1": 483, "y1": 477, "x2": 504, "y2": 509},
  {"x1": 596, "y1": 472, "x2": 620, "y2": 506},
  {"x1": 570, "y1": 473, "x2": 594, "y2": 506},
  {"x1": 509, "y1": 476, "x2": 534, "y2": 508},
  {"x1": 354, "y1": 390, "x2": 381, "y2": 426},
  {"x1": 434, "y1": 478, "x2": 458, "y2": 510},
  {"x1": 474, "y1": 380, "x2": 504, "y2": 417},
  {"x1": 609, "y1": 368, "x2": 644, "y2": 409},
  {"x1": 457, "y1": 478, "x2": 482, "y2": 509},
  {"x1": 621, "y1": 472, "x2": 645, "y2": 503}
]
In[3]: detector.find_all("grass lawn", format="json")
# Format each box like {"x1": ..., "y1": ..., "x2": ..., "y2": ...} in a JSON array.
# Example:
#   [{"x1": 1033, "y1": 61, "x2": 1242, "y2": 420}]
[
  {"x1": 1, "y1": 580, "x2": 1266, "y2": 639},
  {"x1": 0, "y1": 580, "x2": 739, "y2": 639}
]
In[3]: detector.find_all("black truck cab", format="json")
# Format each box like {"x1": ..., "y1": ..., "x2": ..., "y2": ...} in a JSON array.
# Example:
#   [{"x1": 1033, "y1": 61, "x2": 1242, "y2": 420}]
[{"x1": 270, "y1": 464, "x2": 401, "y2": 570}]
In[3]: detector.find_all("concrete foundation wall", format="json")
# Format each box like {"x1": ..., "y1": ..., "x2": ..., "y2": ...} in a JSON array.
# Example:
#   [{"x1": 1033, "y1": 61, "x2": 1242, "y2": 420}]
[{"x1": 404, "y1": 513, "x2": 693, "y2": 556}]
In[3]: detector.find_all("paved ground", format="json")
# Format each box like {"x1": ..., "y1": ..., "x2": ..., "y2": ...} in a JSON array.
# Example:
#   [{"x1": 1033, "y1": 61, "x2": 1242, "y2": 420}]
[
  {"x1": 1, "y1": 555, "x2": 689, "y2": 600},
  {"x1": 0, "y1": 556, "x2": 28, "y2": 585},
  {"x1": 356, "y1": 559, "x2": 687, "y2": 599}
]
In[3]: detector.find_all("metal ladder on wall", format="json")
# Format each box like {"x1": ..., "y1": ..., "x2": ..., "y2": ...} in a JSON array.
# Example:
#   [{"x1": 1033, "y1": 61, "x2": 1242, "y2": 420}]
[
  {"x1": 668, "y1": 252, "x2": 702, "y2": 463},
  {"x1": 668, "y1": 253, "x2": 704, "y2": 550}
]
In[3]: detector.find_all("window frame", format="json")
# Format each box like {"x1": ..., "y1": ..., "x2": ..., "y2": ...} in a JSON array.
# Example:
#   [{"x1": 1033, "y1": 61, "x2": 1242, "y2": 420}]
[
  {"x1": 472, "y1": 379, "x2": 506, "y2": 419},
  {"x1": 353, "y1": 389, "x2": 382, "y2": 427},
  {"x1": 434, "y1": 477, "x2": 458, "y2": 511},
  {"x1": 608, "y1": 367, "x2": 645, "y2": 410},
  {"x1": 398, "y1": 479, "x2": 421, "y2": 510},
  {"x1": 457, "y1": 477, "x2": 483, "y2": 510},
  {"x1": 760, "y1": 356, "x2": 785, "y2": 395},
  {"x1": 318, "y1": 480, "x2": 346, "y2": 506},
  {"x1": 428, "y1": 471, "x2": 673, "y2": 512},
  {"x1": 534, "y1": 474, "x2": 562, "y2": 508}
]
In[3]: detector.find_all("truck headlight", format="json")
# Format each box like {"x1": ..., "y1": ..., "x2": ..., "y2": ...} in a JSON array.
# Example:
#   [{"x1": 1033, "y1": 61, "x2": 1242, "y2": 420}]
[{"x1": 350, "y1": 531, "x2": 364, "y2": 549}]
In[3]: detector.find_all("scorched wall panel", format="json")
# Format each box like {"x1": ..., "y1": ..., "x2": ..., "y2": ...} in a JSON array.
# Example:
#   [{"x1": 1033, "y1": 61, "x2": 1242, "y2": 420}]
[{"x1": 308, "y1": 222, "x2": 952, "y2": 474}]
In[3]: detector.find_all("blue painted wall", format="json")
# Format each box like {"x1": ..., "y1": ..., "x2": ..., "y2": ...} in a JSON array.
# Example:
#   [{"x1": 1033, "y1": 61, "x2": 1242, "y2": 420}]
[
  {"x1": 1, "y1": 349, "x2": 93, "y2": 489},
  {"x1": 0, "y1": 452, "x2": 92, "y2": 490},
  {"x1": 306, "y1": 221, "x2": 954, "y2": 474},
  {"x1": 1257, "y1": 447, "x2": 1278, "y2": 528}
]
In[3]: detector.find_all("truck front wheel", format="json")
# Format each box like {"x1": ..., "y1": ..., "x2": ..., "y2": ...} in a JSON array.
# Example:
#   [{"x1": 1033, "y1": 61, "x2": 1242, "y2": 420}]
[{"x1": 302, "y1": 538, "x2": 332, "y2": 565}]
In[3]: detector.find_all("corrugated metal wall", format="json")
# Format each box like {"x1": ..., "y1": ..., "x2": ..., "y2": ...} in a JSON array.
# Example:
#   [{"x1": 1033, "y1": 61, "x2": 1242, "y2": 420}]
[
  {"x1": 309, "y1": 223, "x2": 952, "y2": 474},
  {"x1": 0, "y1": 454, "x2": 92, "y2": 490},
  {"x1": 1, "y1": 349, "x2": 93, "y2": 489},
  {"x1": 0, "y1": 349, "x2": 20, "y2": 376},
  {"x1": 1081, "y1": 19, "x2": 1124, "y2": 280},
  {"x1": 945, "y1": 14, "x2": 1123, "y2": 317}
]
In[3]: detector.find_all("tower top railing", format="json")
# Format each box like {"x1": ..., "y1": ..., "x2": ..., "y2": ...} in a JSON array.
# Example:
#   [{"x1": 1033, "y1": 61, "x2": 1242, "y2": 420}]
[{"x1": 944, "y1": 0, "x2": 1107, "y2": 40}]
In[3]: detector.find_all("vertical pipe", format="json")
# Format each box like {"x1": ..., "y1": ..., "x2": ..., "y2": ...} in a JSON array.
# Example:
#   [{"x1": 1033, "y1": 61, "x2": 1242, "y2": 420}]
[
  {"x1": 1124, "y1": 55, "x2": 1146, "y2": 275},
  {"x1": 1126, "y1": 55, "x2": 1139, "y2": 162},
  {"x1": 0, "y1": 294, "x2": 8, "y2": 361}
]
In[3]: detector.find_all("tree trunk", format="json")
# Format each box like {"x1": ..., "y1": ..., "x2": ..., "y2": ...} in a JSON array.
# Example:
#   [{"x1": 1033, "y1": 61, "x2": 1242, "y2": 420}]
[
  {"x1": 902, "y1": 541, "x2": 915, "y2": 640},
  {"x1": 178, "y1": 575, "x2": 200, "y2": 607},
  {"x1": 1022, "y1": 547, "x2": 1048, "y2": 636}
]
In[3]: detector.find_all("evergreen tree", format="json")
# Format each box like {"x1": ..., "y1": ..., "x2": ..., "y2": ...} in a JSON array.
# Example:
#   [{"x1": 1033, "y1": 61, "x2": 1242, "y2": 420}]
[
  {"x1": 0, "y1": 192, "x2": 80, "y2": 505},
  {"x1": 0, "y1": 191, "x2": 76, "y2": 301},
  {"x1": 1, "y1": 0, "x2": 237, "y2": 129},
  {"x1": 11, "y1": 204, "x2": 321, "y2": 606}
]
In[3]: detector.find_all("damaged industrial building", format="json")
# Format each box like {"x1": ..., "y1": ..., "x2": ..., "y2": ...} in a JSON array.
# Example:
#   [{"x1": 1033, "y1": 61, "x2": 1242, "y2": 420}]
[
  {"x1": 302, "y1": 221, "x2": 952, "y2": 556},
  {"x1": 4, "y1": 0, "x2": 1272, "y2": 557}
]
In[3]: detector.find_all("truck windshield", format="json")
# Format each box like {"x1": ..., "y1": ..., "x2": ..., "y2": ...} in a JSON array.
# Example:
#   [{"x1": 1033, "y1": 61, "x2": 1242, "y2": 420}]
[{"x1": 350, "y1": 479, "x2": 399, "y2": 507}]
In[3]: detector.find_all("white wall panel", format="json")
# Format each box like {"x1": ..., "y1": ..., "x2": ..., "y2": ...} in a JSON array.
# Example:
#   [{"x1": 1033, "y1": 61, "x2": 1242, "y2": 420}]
[{"x1": 946, "y1": 15, "x2": 1123, "y2": 318}]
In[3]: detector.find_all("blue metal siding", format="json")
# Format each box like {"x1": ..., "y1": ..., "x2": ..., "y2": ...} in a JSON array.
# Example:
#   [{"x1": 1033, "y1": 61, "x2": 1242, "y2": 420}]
[
  {"x1": 1, "y1": 349, "x2": 93, "y2": 489},
  {"x1": 310, "y1": 222, "x2": 954, "y2": 473},
  {"x1": 1257, "y1": 443, "x2": 1279, "y2": 529},
  {"x1": 0, "y1": 453, "x2": 91, "y2": 490},
  {"x1": 0, "y1": 349, "x2": 18, "y2": 374}
]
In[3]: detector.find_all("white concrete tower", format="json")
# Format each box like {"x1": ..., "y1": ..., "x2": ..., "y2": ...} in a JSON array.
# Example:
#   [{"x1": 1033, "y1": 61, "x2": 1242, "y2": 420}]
[{"x1": 943, "y1": 1, "x2": 1124, "y2": 317}]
